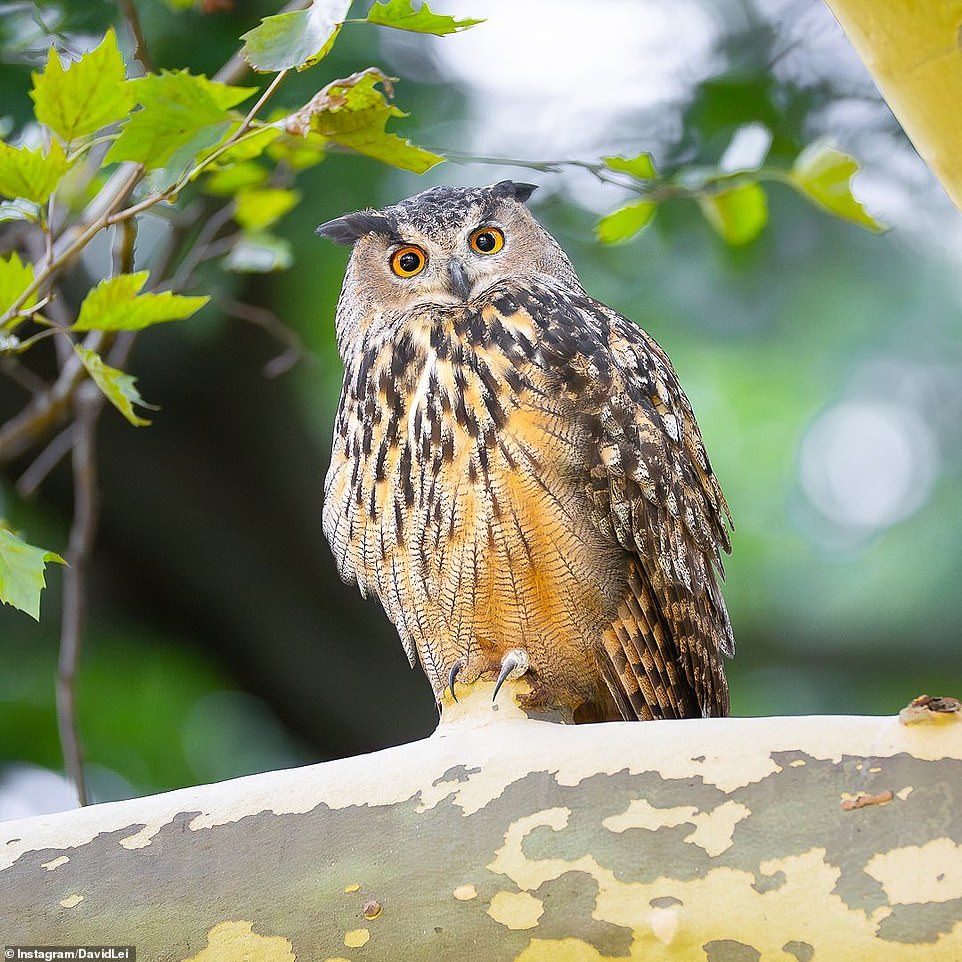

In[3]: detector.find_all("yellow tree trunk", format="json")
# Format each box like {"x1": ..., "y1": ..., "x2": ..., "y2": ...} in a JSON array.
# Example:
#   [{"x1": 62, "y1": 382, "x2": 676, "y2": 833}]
[
  {"x1": 825, "y1": 0, "x2": 962, "y2": 211},
  {"x1": 1, "y1": 684, "x2": 960, "y2": 961}
]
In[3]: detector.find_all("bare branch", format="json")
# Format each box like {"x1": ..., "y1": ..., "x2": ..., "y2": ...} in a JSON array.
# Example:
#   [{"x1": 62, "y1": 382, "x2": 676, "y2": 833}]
[
  {"x1": 0, "y1": 356, "x2": 49, "y2": 396},
  {"x1": 0, "y1": 331, "x2": 106, "y2": 466},
  {"x1": 57, "y1": 383, "x2": 102, "y2": 807},
  {"x1": 116, "y1": 0, "x2": 156, "y2": 74},
  {"x1": 16, "y1": 424, "x2": 75, "y2": 497},
  {"x1": 241, "y1": 69, "x2": 289, "y2": 130},
  {"x1": 227, "y1": 299, "x2": 308, "y2": 378},
  {"x1": 166, "y1": 202, "x2": 237, "y2": 292}
]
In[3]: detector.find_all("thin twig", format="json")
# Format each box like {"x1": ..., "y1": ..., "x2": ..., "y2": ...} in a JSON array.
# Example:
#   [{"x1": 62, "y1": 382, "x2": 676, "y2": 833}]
[
  {"x1": 45, "y1": 194, "x2": 54, "y2": 266},
  {"x1": 0, "y1": 165, "x2": 143, "y2": 327},
  {"x1": 16, "y1": 424, "x2": 75, "y2": 497},
  {"x1": 440, "y1": 148, "x2": 651, "y2": 192},
  {"x1": 227, "y1": 299, "x2": 307, "y2": 378},
  {"x1": 105, "y1": 102, "x2": 286, "y2": 228},
  {"x1": 113, "y1": 218, "x2": 138, "y2": 278},
  {"x1": 242, "y1": 69, "x2": 289, "y2": 130},
  {"x1": 0, "y1": 356, "x2": 49, "y2": 395},
  {"x1": 57, "y1": 382, "x2": 101, "y2": 807},
  {"x1": 106, "y1": 223, "x2": 139, "y2": 365},
  {"x1": 7, "y1": 326, "x2": 60, "y2": 354},
  {"x1": 196, "y1": 236, "x2": 238, "y2": 262},
  {"x1": 132, "y1": 198, "x2": 203, "y2": 289},
  {"x1": 442, "y1": 148, "x2": 783, "y2": 201},
  {"x1": 55, "y1": 216, "x2": 138, "y2": 805},
  {"x1": 166, "y1": 202, "x2": 237, "y2": 292},
  {"x1": 117, "y1": 0, "x2": 155, "y2": 74},
  {"x1": 106, "y1": 330, "x2": 137, "y2": 370},
  {"x1": 0, "y1": 331, "x2": 104, "y2": 465},
  {"x1": 59, "y1": 218, "x2": 139, "y2": 802}
]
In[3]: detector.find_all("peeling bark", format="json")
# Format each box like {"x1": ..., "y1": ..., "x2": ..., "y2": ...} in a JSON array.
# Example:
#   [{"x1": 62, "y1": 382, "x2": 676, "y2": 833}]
[{"x1": 1, "y1": 684, "x2": 960, "y2": 961}]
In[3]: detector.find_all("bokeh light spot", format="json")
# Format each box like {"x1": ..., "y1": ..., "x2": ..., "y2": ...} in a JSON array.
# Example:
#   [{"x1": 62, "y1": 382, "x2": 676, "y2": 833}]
[{"x1": 800, "y1": 400, "x2": 938, "y2": 533}]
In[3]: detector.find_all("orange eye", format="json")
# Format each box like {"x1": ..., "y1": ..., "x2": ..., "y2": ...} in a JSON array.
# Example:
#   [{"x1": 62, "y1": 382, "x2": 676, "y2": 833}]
[
  {"x1": 390, "y1": 245, "x2": 427, "y2": 277},
  {"x1": 470, "y1": 226, "x2": 505, "y2": 255}
]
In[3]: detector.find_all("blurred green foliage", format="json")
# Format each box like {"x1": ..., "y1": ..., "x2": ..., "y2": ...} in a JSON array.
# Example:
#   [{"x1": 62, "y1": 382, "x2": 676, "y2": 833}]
[{"x1": 1, "y1": 0, "x2": 960, "y2": 812}]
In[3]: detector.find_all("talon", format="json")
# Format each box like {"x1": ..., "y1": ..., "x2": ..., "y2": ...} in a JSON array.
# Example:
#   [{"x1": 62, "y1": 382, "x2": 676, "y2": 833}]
[
  {"x1": 492, "y1": 648, "x2": 531, "y2": 702},
  {"x1": 447, "y1": 659, "x2": 465, "y2": 703}
]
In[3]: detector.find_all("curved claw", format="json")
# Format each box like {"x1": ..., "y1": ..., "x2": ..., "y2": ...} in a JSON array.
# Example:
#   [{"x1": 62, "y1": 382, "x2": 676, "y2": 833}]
[
  {"x1": 492, "y1": 648, "x2": 531, "y2": 703},
  {"x1": 447, "y1": 659, "x2": 466, "y2": 703}
]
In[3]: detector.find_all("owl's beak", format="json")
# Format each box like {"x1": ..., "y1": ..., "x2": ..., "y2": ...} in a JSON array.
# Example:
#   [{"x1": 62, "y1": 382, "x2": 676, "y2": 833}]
[{"x1": 446, "y1": 258, "x2": 472, "y2": 301}]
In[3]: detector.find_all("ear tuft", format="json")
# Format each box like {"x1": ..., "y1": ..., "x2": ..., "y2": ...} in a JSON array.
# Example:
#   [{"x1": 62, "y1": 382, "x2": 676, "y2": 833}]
[
  {"x1": 490, "y1": 180, "x2": 539, "y2": 204},
  {"x1": 316, "y1": 212, "x2": 396, "y2": 245}
]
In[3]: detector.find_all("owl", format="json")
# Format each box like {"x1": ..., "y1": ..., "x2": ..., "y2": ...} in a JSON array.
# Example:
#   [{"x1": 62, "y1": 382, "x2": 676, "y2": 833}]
[{"x1": 317, "y1": 180, "x2": 734, "y2": 723}]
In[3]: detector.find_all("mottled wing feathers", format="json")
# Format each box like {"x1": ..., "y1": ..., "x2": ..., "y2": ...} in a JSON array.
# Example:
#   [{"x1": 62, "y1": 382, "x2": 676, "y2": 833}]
[
  {"x1": 590, "y1": 305, "x2": 733, "y2": 717},
  {"x1": 502, "y1": 283, "x2": 734, "y2": 718}
]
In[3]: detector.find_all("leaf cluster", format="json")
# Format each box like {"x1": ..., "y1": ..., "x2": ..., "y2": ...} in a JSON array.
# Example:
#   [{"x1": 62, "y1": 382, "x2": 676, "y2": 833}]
[
  {"x1": 0, "y1": 1, "x2": 482, "y2": 620},
  {"x1": 595, "y1": 143, "x2": 884, "y2": 246}
]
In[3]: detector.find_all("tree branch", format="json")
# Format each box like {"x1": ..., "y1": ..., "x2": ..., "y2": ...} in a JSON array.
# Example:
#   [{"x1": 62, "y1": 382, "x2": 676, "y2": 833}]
[
  {"x1": 116, "y1": 0, "x2": 155, "y2": 74},
  {"x1": 0, "y1": 4, "x2": 308, "y2": 465},
  {"x1": 2, "y1": 691, "x2": 960, "y2": 956},
  {"x1": 56, "y1": 383, "x2": 101, "y2": 807},
  {"x1": 226, "y1": 299, "x2": 307, "y2": 378}
]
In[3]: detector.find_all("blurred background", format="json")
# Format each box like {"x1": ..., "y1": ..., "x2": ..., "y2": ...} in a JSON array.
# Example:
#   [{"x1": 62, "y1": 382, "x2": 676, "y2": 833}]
[{"x1": 1, "y1": 0, "x2": 960, "y2": 814}]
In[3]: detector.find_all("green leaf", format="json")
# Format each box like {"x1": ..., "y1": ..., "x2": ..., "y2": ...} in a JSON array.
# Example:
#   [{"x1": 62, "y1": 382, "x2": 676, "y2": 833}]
[
  {"x1": 233, "y1": 187, "x2": 300, "y2": 231},
  {"x1": 596, "y1": 199, "x2": 657, "y2": 244},
  {"x1": 73, "y1": 272, "x2": 209, "y2": 332},
  {"x1": 0, "y1": 252, "x2": 36, "y2": 321},
  {"x1": 223, "y1": 233, "x2": 293, "y2": 273},
  {"x1": 75, "y1": 345, "x2": 155, "y2": 426},
  {"x1": 790, "y1": 143, "x2": 885, "y2": 232},
  {"x1": 205, "y1": 162, "x2": 269, "y2": 196},
  {"x1": 365, "y1": 0, "x2": 484, "y2": 35},
  {"x1": 241, "y1": 0, "x2": 351, "y2": 72},
  {"x1": 266, "y1": 129, "x2": 328, "y2": 170},
  {"x1": 213, "y1": 126, "x2": 281, "y2": 166},
  {"x1": 147, "y1": 122, "x2": 238, "y2": 193},
  {"x1": 196, "y1": 128, "x2": 282, "y2": 194},
  {"x1": 105, "y1": 70, "x2": 256, "y2": 171},
  {"x1": 0, "y1": 525, "x2": 66, "y2": 621},
  {"x1": 284, "y1": 68, "x2": 443, "y2": 174},
  {"x1": 699, "y1": 181, "x2": 768, "y2": 246},
  {"x1": 603, "y1": 152, "x2": 657, "y2": 180},
  {"x1": 30, "y1": 28, "x2": 134, "y2": 143},
  {"x1": 0, "y1": 138, "x2": 69, "y2": 204}
]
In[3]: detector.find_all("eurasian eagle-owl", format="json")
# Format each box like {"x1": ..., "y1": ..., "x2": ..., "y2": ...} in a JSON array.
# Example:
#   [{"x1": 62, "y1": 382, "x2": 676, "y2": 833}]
[{"x1": 317, "y1": 180, "x2": 733, "y2": 723}]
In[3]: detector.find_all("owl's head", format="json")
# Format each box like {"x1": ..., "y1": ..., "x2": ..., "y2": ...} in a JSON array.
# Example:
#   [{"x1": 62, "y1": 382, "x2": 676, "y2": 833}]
[{"x1": 317, "y1": 182, "x2": 583, "y2": 326}]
